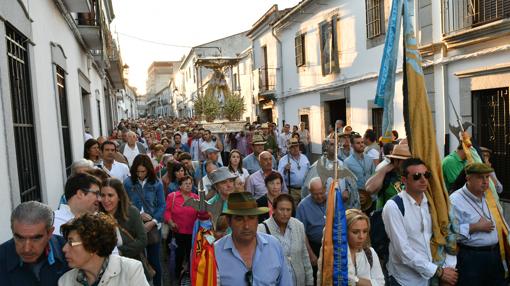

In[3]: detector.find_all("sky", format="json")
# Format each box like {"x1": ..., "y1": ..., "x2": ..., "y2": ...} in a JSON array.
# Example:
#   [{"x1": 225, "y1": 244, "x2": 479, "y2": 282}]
[{"x1": 111, "y1": 0, "x2": 299, "y2": 94}]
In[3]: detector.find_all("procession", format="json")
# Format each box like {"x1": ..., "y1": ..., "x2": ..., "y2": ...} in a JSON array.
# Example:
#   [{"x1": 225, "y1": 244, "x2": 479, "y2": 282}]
[{"x1": 1, "y1": 0, "x2": 510, "y2": 285}]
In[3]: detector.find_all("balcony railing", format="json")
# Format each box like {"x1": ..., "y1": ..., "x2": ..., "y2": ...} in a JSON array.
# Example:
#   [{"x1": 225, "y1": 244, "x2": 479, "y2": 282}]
[
  {"x1": 442, "y1": 0, "x2": 510, "y2": 35},
  {"x1": 258, "y1": 67, "x2": 276, "y2": 93}
]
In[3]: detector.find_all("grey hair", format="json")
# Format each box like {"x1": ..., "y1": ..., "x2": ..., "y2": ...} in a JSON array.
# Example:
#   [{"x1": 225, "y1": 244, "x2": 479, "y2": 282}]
[
  {"x1": 71, "y1": 159, "x2": 94, "y2": 175},
  {"x1": 309, "y1": 177, "x2": 323, "y2": 190},
  {"x1": 11, "y1": 201, "x2": 54, "y2": 230}
]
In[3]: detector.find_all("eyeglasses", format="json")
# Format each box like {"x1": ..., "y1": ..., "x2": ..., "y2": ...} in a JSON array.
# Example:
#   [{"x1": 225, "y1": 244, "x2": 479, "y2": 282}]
[
  {"x1": 82, "y1": 188, "x2": 100, "y2": 198},
  {"x1": 245, "y1": 270, "x2": 253, "y2": 286},
  {"x1": 65, "y1": 240, "x2": 83, "y2": 247},
  {"x1": 411, "y1": 171, "x2": 432, "y2": 181}
]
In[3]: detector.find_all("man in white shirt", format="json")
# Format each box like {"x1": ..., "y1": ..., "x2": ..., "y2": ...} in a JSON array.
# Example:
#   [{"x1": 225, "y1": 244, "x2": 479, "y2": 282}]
[
  {"x1": 382, "y1": 158, "x2": 458, "y2": 286},
  {"x1": 119, "y1": 131, "x2": 147, "y2": 167},
  {"x1": 450, "y1": 163, "x2": 506, "y2": 285},
  {"x1": 200, "y1": 130, "x2": 223, "y2": 165},
  {"x1": 100, "y1": 141, "x2": 130, "y2": 182},
  {"x1": 177, "y1": 124, "x2": 189, "y2": 144},
  {"x1": 53, "y1": 173, "x2": 101, "y2": 235},
  {"x1": 278, "y1": 124, "x2": 292, "y2": 156},
  {"x1": 278, "y1": 137, "x2": 310, "y2": 205},
  {"x1": 363, "y1": 129, "x2": 380, "y2": 166}
]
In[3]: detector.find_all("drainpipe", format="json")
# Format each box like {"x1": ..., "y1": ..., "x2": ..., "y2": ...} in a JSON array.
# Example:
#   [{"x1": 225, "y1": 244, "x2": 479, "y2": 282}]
[{"x1": 272, "y1": 27, "x2": 285, "y2": 126}]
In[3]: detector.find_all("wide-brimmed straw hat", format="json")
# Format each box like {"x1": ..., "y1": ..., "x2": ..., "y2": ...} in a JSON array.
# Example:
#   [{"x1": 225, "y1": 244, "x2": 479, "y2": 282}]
[
  {"x1": 222, "y1": 192, "x2": 269, "y2": 216},
  {"x1": 209, "y1": 167, "x2": 238, "y2": 185},
  {"x1": 252, "y1": 134, "x2": 267, "y2": 145},
  {"x1": 386, "y1": 144, "x2": 412, "y2": 160},
  {"x1": 287, "y1": 137, "x2": 300, "y2": 148}
]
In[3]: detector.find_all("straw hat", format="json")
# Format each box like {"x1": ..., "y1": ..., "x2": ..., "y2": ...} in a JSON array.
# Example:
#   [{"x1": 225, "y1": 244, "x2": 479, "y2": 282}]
[
  {"x1": 386, "y1": 144, "x2": 412, "y2": 160},
  {"x1": 222, "y1": 192, "x2": 269, "y2": 216}
]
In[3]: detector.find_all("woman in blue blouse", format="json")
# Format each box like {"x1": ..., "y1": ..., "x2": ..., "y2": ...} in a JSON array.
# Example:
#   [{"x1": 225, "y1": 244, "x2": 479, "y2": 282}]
[{"x1": 124, "y1": 154, "x2": 165, "y2": 286}]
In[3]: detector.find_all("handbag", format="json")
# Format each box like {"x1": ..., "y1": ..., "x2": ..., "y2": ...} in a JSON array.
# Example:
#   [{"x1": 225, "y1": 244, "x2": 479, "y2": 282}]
[
  {"x1": 134, "y1": 186, "x2": 161, "y2": 245},
  {"x1": 118, "y1": 226, "x2": 156, "y2": 279},
  {"x1": 162, "y1": 193, "x2": 176, "y2": 240}
]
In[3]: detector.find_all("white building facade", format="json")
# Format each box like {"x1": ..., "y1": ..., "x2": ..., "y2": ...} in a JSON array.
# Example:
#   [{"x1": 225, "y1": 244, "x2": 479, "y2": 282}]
[{"x1": 0, "y1": 0, "x2": 124, "y2": 242}]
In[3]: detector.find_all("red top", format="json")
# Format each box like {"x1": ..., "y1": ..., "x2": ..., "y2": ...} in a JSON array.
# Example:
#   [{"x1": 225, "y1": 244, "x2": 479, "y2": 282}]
[{"x1": 164, "y1": 190, "x2": 199, "y2": 235}]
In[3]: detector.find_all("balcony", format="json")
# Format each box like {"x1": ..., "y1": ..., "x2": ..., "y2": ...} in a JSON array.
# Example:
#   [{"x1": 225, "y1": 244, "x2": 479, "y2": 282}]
[
  {"x1": 258, "y1": 67, "x2": 276, "y2": 94},
  {"x1": 76, "y1": 11, "x2": 101, "y2": 50},
  {"x1": 442, "y1": 0, "x2": 510, "y2": 47},
  {"x1": 62, "y1": 0, "x2": 93, "y2": 13}
]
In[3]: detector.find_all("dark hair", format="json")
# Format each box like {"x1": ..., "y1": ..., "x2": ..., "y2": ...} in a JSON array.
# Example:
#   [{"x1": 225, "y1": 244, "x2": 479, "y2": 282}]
[
  {"x1": 382, "y1": 143, "x2": 394, "y2": 156},
  {"x1": 130, "y1": 154, "x2": 157, "y2": 184},
  {"x1": 178, "y1": 152, "x2": 192, "y2": 161},
  {"x1": 401, "y1": 158, "x2": 427, "y2": 177},
  {"x1": 228, "y1": 149, "x2": 244, "y2": 173},
  {"x1": 64, "y1": 173, "x2": 101, "y2": 201},
  {"x1": 101, "y1": 140, "x2": 117, "y2": 152},
  {"x1": 350, "y1": 132, "x2": 362, "y2": 144},
  {"x1": 178, "y1": 175, "x2": 193, "y2": 186},
  {"x1": 264, "y1": 171, "x2": 283, "y2": 186},
  {"x1": 173, "y1": 133, "x2": 181, "y2": 140},
  {"x1": 364, "y1": 129, "x2": 377, "y2": 143},
  {"x1": 168, "y1": 161, "x2": 184, "y2": 183},
  {"x1": 84, "y1": 139, "x2": 100, "y2": 160},
  {"x1": 291, "y1": 132, "x2": 300, "y2": 139},
  {"x1": 272, "y1": 193, "x2": 295, "y2": 210},
  {"x1": 100, "y1": 178, "x2": 130, "y2": 222},
  {"x1": 392, "y1": 130, "x2": 399, "y2": 139},
  {"x1": 161, "y1": 137, "x2": 170, "y2": 144},
  {"x1": 60, "y1": 213, "x2": 117, "y2": 257}
]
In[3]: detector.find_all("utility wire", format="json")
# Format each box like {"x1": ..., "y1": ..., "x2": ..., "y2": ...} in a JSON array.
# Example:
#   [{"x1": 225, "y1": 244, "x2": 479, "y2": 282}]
[{"x1": 116, "y1": 31, "x2": 192, "y2": 48}]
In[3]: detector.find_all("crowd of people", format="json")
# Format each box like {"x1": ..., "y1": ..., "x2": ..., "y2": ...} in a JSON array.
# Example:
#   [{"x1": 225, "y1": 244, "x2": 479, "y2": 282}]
[{"x1": 0, "y1": 116, "x2": 506, "y2": 286}]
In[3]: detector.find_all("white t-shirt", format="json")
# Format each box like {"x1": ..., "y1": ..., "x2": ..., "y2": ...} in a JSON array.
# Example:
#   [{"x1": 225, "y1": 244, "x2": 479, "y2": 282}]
[
  {"x1": 105, "y1": 160, "x2": 130, "y2": 182},
  {"x1": 200, "y1": 140, "x2": 223, "y2": 165},
  {"x1": 366, "y1": 148, "x2": 380, "y2": 161},
  {"x1": 123, "y1": 144, "x2": 140, "y2": 167}
]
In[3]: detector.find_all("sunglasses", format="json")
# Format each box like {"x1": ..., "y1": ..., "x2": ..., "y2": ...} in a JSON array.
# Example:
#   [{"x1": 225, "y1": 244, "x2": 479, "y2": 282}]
[
  {"x1": 410, "y1": 171, "x2": 432, "y2": 181},
  {"x1": 245, "y1": 270, "x2": 253, "y2": 286}
]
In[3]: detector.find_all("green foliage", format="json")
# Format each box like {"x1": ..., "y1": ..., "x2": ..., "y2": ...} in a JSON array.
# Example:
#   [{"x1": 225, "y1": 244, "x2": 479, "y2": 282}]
[
  {"x1": 195, "y1": 93, "x2": 220, "y2": 122},
  {"x1": 223, "y1": 93, "x2": 246, "y2": 121}
]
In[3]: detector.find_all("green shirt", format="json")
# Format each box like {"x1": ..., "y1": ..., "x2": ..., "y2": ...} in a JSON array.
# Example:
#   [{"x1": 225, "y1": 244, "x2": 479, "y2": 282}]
[
  {"x1": 376, "y1": 172, "x2": 404, "y2": 210},
  {"x1": 442, "y1": 151, "x2": 466, "y2": 191}
]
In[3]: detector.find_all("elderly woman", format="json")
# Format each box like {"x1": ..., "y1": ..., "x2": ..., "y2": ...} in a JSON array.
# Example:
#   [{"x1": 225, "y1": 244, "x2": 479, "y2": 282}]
[
  {"x1": 100, "y1": 178, "x2": 147, "y2": 261},
  {"x1": 258, "y1": 194, "x2": 313, "y2": 286},
  {"x1": 256, "y1": 171, "x2": 286, "y2": 223},
  {"x1": 58, "y1": 213, "x2": 149, "y2": 285},
  {"x1": 346, "y1": 209, "x2": 384, "y2": 286},
  {"x1": 164, "y1": 175, "x2": 199, "y2": 280},
  {"x1": 124, "y1": 154, "x2": 165, "y2": 286}
]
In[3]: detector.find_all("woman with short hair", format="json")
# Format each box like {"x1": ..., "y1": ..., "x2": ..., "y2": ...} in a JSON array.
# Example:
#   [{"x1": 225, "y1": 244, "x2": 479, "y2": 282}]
[
  {"x1": 258, "y1": 194, "x2": 313, "y2": 286},
  {"x1": 58, "y1": 213, "x2": 149, "y2": 285},
  {"x1": 256, "y1": 171, "x2": 286, "y2": 223}
]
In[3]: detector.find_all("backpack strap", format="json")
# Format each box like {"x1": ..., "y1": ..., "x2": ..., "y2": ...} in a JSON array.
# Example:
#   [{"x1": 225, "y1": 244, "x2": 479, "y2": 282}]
[{"x1": 391, "y1": 195, "x2": 405, "y2": 216}]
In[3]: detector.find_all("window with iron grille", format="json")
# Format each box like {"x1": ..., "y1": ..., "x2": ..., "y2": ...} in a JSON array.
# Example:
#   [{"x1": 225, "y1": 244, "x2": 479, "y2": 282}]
[
  {"x1": 295, "y1": 33, "x2": 306, "y2": 67},
  {"x1": 319, "y1": 16, "x2": 340, "y2": 76},
  {"x1": 55, "y1": 66, "x2": 73, "y2": 176},
  {"x1": 6, "y1": 24, "x2": 42, "y2": 202},
  {"x1": 366, "y1": 0, "x2": 383, "y2": 39}
]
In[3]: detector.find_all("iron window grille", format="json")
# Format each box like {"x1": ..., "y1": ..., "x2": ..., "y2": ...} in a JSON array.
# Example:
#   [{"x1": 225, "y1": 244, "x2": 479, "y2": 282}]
[{"x1": 366, "y1": 0, "x2": 384, "y2": 39}]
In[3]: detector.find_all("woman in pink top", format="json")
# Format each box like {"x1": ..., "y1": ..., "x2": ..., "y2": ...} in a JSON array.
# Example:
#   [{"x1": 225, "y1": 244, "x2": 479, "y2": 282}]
[{"x1": 163, "y1": 175, "x2": 198, "y2": 279}]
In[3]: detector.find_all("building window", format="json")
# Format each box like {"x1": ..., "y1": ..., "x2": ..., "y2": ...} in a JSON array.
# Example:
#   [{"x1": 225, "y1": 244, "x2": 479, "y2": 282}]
[
  {"x1": 295, "y1": 33, "x2": 306, "y2": 67},
  {"x1": 56, "y1": 66, "x2": 73, "y2": 176},
  {"x1": 366, "y1": 0, "x2": 383, "y2": 39},
  {"x1": 6, "y1": 24, "x2": 42, "y2": 202},
  {"x1": 372, "y1": 107, "x2": 384, "y2": 139},
  {"x1": 319, "y1": 16, "x2": 340, "y2": 76}
]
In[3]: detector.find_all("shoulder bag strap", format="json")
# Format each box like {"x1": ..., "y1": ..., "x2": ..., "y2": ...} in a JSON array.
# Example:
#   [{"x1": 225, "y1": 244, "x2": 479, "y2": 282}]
[
  {"x1": 134, "y1": 185, "x2": 151, "y2": 213},
  {"x1": 262, "y1": 222, "x2": 271, "y2": 235}
]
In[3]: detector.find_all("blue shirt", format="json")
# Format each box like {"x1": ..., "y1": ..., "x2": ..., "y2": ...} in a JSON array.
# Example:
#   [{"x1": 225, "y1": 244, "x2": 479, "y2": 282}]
[
  {"x1": 0, "y1": 235, "x2": 69, "y2": 286},
  {"x1": 344, "y1": 153, "x2": 375, "y2": 190},
  {"x1": 296, "y1": 195, "x2": 327, "y2": 244},
  {"x1": 214, "y1": 232, "x2": 293, "y2": 286},
  {"x1": 243, "y1": 153, "x2": 277, "y2": 175}
]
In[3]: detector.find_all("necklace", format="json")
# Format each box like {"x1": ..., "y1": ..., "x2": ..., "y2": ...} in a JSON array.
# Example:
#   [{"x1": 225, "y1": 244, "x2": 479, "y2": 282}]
[
  {"x1": 290, "y1": 154, "x2": 301, "y2": 170},
  {"x1": 460, "y1": 188, "x2": 492, "y2": 221}
]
